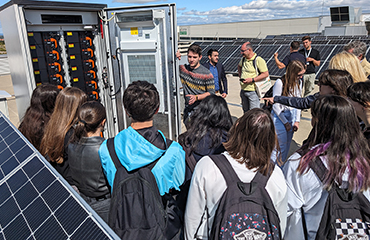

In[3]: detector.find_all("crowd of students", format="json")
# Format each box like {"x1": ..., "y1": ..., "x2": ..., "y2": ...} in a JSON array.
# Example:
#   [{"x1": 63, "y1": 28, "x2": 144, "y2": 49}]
[{"x1": 17, "y1": 49, "x2": 370, "y2": 239}]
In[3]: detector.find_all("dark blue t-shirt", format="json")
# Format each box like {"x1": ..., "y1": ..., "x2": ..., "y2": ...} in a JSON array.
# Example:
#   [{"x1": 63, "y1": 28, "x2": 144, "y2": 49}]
[{"x1": 282, "y1": 51, "x2": 306, "y2": 67}]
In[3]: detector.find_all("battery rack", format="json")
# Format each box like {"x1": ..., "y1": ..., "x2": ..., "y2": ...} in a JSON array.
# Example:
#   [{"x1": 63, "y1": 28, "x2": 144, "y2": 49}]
[
  {"x1": 27, "y1": 31, "x2": 100, "y2": 102},
  {"x1": 28, "y1": 32, "x2": 65, "y2": 89}
]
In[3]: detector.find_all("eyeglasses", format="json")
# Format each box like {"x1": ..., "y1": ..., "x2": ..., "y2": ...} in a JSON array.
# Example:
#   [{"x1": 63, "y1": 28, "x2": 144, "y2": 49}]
[
  {"x1": 240, "y1": 49, "x2": 248, "y2": 52},
  {"x1": 298, "y1": 74, "x2": 304, "y2": 77}
]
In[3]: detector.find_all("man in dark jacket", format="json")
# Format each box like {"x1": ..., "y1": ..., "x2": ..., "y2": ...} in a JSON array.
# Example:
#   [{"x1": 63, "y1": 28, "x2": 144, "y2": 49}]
[{"x1": 204, "y1": 49, "x2": 228, "y2": 98}]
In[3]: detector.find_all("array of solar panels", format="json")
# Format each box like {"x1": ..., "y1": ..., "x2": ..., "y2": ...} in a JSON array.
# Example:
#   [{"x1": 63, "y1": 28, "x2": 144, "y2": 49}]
[
  {"x1": 195, "y1": 35, "x2": 370, "y2": 78},
  {"x1": 0, "y1": 112, "x2": 119, "y2": 240}
]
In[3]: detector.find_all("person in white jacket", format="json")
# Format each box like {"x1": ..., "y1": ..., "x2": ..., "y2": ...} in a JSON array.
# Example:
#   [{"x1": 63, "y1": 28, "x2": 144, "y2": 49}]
[
  {"x1": 284, "y1": 95, "x2": 370, "y2": 240},
  {"x1": 271, "y1": 60, "x2": 305, "y2": 167},
  {"x1": 184, "y1": 108, "x2": 287, "y2": 240}
]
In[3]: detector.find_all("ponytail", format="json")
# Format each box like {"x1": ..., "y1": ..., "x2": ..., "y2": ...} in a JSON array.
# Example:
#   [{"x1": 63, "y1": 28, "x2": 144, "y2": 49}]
[{"x1": 70, "y1": 101, "x2": 106, "y2": 143}]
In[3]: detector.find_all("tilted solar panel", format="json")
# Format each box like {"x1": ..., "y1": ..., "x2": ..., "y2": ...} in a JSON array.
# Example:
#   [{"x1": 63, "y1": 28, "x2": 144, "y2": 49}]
[{"x1": 0, "y1": 112, "x2": 119, "y2": 240}]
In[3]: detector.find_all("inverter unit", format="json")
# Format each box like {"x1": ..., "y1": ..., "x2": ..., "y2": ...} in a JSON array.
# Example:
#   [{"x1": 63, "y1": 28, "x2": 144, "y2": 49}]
[{"x1": 0, "y1": 0, "x2": 181, "y2": 140}]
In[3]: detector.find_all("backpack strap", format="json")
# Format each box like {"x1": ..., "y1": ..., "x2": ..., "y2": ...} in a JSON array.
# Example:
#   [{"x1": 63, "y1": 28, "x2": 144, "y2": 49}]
[
  {"x1": 250, "y1": 162, "x2": 275, "y2": 188},
  {"x1": 243, "y1": 55, "x2": 260, "y2": 76},
  {"x1": 107, "y1": 137, "x2": 123, "y2": 169},
  {"x1": 182, "y1": 144, "x2": 197, "y2": 173},
  {"x1": 107, "y1": 137, "x2": 158, "y2": 171},
  {"x1": 253, "y1": 55, "x2": 260, "y2": 75},
  {"x1": 309, "y1": 156, "x2": 328, "y2": 183},
  {"x1": 209, "y1": 154, "x2": 241, "y2": 186}
]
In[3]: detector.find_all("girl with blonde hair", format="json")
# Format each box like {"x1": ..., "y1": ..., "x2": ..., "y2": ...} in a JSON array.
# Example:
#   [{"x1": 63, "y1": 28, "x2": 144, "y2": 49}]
[{"x1": 329, "y1": 51, "x2": 367, "y2": 83}]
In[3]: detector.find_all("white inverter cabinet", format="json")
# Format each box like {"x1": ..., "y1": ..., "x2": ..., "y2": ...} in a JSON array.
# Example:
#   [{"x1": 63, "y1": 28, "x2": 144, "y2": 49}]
[{"x1": 0, "y1": 0, "x2": 182, "y2": 139}]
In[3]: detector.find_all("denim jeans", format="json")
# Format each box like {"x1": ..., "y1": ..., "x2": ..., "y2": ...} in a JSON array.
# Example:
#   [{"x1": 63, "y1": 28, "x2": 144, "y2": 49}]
[
  {"x1": 240, "y1": 90, "x2": 260, "y2": 113},
  {"x1": 271, "y1": 110, "x2": 294, "y2": 168}
]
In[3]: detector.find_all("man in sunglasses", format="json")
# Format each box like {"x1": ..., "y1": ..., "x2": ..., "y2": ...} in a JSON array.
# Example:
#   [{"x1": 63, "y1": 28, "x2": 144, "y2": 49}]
[{"x1": 238, "y1": 42, "x2": 269, "y2": 113}]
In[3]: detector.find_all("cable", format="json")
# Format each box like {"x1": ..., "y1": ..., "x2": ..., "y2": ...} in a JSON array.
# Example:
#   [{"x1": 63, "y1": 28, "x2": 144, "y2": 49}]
[
  {"x1": 109, "y1": 47, "x2": 121, "y2": 97},
  {"x1": 98, "y1": 11, "x2": 115, "y2": 22}
]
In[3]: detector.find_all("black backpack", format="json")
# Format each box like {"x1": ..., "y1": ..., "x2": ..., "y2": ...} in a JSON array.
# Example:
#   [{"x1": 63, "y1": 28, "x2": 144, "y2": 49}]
[
  {"x1": 106, "y1": 138, "x2": 182, "y2": 240},
  {"x1": 308, "y1": 157, "x2": 370, "y2": 240},
  {"x1": 209, "y1": 154, "x2": 282, "y2": 240}
]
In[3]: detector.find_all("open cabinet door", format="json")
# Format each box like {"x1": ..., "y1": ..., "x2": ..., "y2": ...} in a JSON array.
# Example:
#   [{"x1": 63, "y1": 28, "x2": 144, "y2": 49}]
[{"x1": 102, "y1": 4, "x2": 181, "y2": 140}]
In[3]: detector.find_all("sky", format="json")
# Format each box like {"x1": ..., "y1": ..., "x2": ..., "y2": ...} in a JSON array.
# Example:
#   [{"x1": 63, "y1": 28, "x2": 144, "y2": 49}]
[{"x1": 0, "y1": 0, "x2": 370, "y2": 34}]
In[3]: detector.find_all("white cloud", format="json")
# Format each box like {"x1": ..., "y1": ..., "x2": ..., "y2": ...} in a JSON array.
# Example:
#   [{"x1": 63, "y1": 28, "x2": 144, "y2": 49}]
[
  {"x1": 177, "y1": 7, "x2": 186, "y2": 11},
  {"x1": 178, "y1": 0, "x2": 370, "y2": 25}
]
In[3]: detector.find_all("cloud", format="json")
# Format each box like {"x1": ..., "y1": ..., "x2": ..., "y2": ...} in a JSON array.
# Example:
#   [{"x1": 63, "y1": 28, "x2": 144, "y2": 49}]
[
  {"x1": 178, "y1": 0, "x2": 370, "y2": 25},
  {"x1": 177, "y1": 7, "x2": 186, "y2": 11}
]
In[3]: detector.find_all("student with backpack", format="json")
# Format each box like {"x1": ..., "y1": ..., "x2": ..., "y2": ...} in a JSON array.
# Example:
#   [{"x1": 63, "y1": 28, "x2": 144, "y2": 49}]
[
  {"x1": 184, "y1": 108, "x2": 287, "y2": 240},
  {"x1": 99, "y1": 80, "x2": 186, "y2": 239},
  {"x1": 283, "y1": 95, "x2": 370, "y2": 240}
]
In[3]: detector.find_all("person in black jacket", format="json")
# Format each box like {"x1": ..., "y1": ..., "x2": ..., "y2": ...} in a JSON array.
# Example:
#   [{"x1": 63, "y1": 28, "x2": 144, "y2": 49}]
[
  {"x1": 263, "y1": 69, "x2": 353, "y2": 109},
  {"x1": 204, "y1": 49, "x2": 228, "y2": 98},
  {"x1": 68, "y1": 101, "x2": 110, "y2": 222}
]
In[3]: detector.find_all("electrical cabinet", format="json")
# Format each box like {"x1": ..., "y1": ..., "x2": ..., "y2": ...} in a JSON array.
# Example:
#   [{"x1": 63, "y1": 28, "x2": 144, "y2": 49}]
[{"x1": 0, "y1": 0, "x2": 181, "y2": 139}]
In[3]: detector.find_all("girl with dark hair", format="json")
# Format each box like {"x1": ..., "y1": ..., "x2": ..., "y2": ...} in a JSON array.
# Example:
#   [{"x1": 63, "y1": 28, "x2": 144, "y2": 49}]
[
  {"x1": 179, "y1": 94, "x2": 233, "y2": 172},
  {"x1": 68, "y1": 101, "x2": 110, "y2": 222},
  {"x1": 185, "y1": 109, "x2": 287, "y2": 239},
  {"x1": 347, "y1": 81, "x2": 370, "y2": 141},
  {"x1": 18, "y1": 84, "x2": 59, "y2": 151},
  {"x1": 40, "y1": 87, "x2": 87, "y2": 184},
  {"x1": 178, "y1": 95, "x2": 233, "y2": 217},
  {"x1": 272, "y1": 60, "x2": 306, "y2": 166},
  {"x1": 284, "y1": 95, "x2": 370, "y2": 240}
]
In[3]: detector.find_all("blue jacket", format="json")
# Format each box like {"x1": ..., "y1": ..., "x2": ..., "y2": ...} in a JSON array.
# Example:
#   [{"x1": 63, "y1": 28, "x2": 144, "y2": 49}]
[
  {"x1": 274, "y1": 93, "x2": 319, "y2": 110},
  {"x1": 99, "y1": 126, "x2": 185, "y2": 196},
  {"x1": 204, "y1": 62, "x2": 228, "y2": 94}
]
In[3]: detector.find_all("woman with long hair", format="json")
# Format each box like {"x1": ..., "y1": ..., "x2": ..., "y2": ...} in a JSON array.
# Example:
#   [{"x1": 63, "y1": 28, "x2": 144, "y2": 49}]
[
  {"x1": 179, "y1": 94, "x2": 233, "y2": 173},
  {"x1": 40, "y1": 87, "x2": 87, "y2": 184},
  {"x1": 18, "y1": 84, "x2": 59, "y2": 151},
  {"x1": 272, "y1": 60, "x2": 306, "y2": 166},
  {"x1": 185, "y1": 109, "x2": 287, "y2": 239},
  {"x1": 284, "y1": 95, "x2": 370, "y2": 240},
  {"x1": 68, "y1": 101, "x2": 110, "y2": 222},
  {"x1": 329, "y1": 51, "x2": 367, "y2": 83},
  {"x1": 178, "y1": 95, "x2": 233, "y2": 215}
]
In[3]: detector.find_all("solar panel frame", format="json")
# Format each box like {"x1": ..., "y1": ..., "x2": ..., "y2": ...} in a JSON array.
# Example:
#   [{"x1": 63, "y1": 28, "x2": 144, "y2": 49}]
[{"x1": 0, "y1": 112, "x2": 119, "y2": 240}]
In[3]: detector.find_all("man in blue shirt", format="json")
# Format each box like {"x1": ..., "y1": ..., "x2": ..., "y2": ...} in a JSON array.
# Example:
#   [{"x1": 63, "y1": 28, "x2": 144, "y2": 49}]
[
  {"x1": 274, "y1": 41, "x2": 306, "y2": 69},
  {"x1": 204, "y1": 49, "x2": 228, "y2": 98}
]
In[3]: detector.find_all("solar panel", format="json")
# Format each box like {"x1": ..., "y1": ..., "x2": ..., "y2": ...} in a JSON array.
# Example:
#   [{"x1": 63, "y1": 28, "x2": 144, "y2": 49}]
[
  {"x1": 185, "y1": 34, "x2": 369, "y2": 75},
  {"x1": 0, "y1": 112, "x2": 119, "y2": 240}
]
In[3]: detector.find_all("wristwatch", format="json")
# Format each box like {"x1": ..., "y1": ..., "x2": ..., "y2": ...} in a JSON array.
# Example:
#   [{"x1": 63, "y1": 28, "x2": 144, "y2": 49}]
[{"x1": 252, "y1": 78, "x2": 255, "y2": 83}]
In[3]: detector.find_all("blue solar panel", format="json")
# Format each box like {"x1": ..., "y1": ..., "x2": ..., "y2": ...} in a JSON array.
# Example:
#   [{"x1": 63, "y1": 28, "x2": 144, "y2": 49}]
[
  {"x1": 193, "y1": 35, "x2": 370, "y2": 78},
  {"x1": 0, "y1": 112, "x2": 119, "y2": 240}
]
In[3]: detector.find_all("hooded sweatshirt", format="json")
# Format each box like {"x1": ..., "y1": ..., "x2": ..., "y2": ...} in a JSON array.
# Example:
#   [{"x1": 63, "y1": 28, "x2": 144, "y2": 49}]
[{"x1": 99, "y1": 126, "x2": 185, "y2": 196}]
